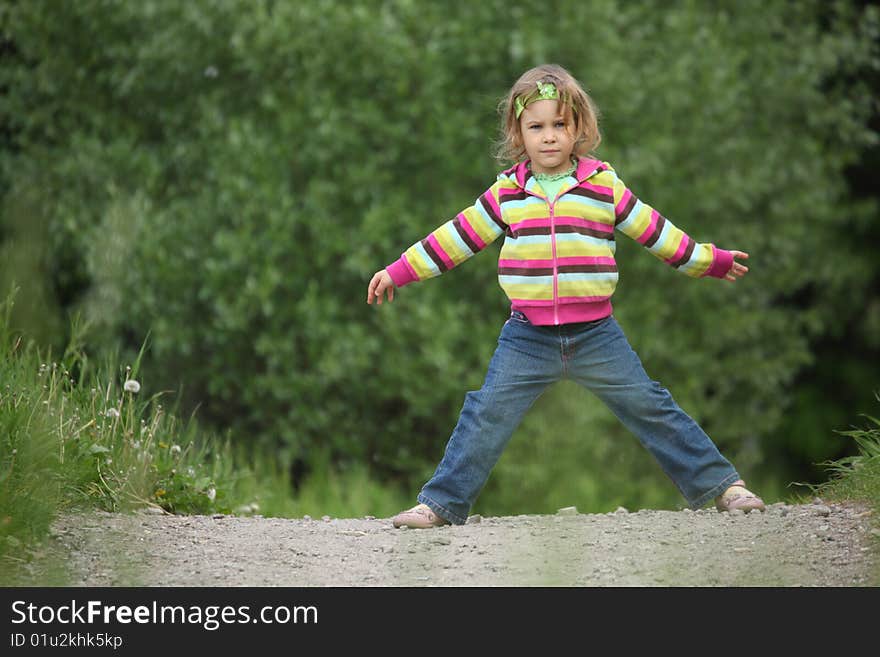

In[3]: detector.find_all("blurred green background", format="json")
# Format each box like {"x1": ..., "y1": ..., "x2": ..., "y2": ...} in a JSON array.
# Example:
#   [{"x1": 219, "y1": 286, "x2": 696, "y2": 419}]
[{"x1": 1, "y1": 0, "x2": 878, "y2": 515}]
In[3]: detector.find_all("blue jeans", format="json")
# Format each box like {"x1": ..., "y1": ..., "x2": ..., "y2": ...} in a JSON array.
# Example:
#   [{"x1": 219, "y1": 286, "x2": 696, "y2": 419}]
[{"x1": 417, "y1": 311, "x2": 740, "y2": 525}]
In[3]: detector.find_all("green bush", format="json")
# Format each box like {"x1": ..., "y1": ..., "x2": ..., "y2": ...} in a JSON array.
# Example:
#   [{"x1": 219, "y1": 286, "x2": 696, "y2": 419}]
[{"x1": 2, "y1": 1, "x2": 878, "y2": 511}]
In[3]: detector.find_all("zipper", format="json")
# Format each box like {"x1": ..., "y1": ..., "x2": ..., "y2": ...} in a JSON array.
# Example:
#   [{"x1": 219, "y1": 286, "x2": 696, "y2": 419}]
[
  {"x1": 526, "y1": 174, "x2": 581, "y2": 326},
  {"x1": 549, "y1": 200, "x2": 559, "y2": 325}
]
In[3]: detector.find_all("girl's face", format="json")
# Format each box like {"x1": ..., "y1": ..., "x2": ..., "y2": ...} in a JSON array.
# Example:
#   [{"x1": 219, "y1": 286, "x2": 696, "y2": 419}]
[{"x1": 519, "y1": 99, "x2": 575, "y2": 174}]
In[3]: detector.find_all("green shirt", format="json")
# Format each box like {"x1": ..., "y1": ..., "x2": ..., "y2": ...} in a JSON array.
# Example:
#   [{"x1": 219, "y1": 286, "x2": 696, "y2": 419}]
[{"x1": 533, "y1": 159, "x2": 578, "y2": 201}]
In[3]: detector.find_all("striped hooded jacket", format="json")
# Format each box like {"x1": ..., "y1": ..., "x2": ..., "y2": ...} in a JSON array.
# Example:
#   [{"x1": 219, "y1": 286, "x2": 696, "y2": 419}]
[{"x1": 385, "y1": 157, "x2": 734, "y2": 326}]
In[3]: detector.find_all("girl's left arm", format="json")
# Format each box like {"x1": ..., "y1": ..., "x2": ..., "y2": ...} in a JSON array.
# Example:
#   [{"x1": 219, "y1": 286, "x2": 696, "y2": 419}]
[{"x1": 611, "y1": 173, "x2": 747, "y2": 281}]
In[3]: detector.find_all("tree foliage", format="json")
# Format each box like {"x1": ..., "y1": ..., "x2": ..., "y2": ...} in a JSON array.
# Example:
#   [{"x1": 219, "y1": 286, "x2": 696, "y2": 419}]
[{"x1": 2, "y1": 0, "x2": 877, "y2": 509}]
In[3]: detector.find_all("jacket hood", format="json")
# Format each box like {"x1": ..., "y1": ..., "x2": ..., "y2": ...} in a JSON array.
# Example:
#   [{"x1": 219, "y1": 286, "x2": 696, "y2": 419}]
[{"x1": 500, "y1": 156, "x2": 608, "y2": 190}]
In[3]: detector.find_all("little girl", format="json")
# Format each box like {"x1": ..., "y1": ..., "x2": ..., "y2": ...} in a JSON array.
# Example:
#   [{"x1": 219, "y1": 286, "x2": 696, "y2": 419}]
[{"x1": 367, "y1": 64, "x2": 765, "y2": 528}]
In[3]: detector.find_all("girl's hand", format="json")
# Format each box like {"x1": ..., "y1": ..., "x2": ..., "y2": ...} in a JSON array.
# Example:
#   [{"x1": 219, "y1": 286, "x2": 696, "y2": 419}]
[
  {"x1": 367, "y1": 269, "x2": 395, "y2": 304},
  {"x1": 725, "y1": 250, "x2": 749, "y2": 282}
]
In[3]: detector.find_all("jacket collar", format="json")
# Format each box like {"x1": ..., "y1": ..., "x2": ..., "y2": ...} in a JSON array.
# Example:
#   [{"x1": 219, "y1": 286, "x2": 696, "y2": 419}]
[{"x1": 508, "y1": 156, "x2": 605, "y2": 190}]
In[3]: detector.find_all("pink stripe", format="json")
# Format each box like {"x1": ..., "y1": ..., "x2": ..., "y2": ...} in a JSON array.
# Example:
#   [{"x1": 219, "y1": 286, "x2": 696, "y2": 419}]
[
  {"x1": 557, "y1": 256, "x2": 617, "y2": 267},
  {"x1": 554, "y1": 216, "x2": 614, "y2": 233},
  {"x1": 426, "y1": 234, "x2": 455, "y2": 270},
  {"x1": 498, "y1": 257, "x2": 615, "y2": 269},
  {"x1": 664, "y1": 234, "x2": 689, "y2": 264},
  {"x1": 615, "y1": 189, "x2": 633, "y2": 216},
  {"x1": 458, "y1": 213, "x2": 487, "y2": 250},
  {"x1": 499, "y1": 259, "x2": 554, "y2": 269},
  {"x1": 508, "y1": 217, "x2": 613, "y2": 234},
  {"x1": 499, "y1": 186, "x2": 523, "y2": 199},
  {"x1": 557, "y1": 295, "x2": 614, "y2": 304},
  {"x1": 579, "y1": 181, "x2": 614, "y2": 196},
  {"x1": 508, "y1": 218, "x2": 550, "y2": 232},
  {"x1": 482, "y1": 190, "x2": 503, "y2": 219},
  {"x1": 636, "y1": 209, "x2": 660, "y2": 245},
  {"x1": 508, "y1": 296, "x2": 611, "y2": 307}
]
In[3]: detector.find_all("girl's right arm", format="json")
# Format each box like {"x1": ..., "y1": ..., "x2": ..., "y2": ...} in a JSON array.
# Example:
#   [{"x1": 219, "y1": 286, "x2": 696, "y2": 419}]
[{"x1": 367, "y1": 180, "x2": 507, "y2": 304}]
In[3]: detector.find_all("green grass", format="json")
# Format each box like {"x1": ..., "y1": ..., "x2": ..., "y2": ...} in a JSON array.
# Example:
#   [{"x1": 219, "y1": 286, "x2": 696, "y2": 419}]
[
  {"x1": 0, "y1": 287, "x2": 409, "y2": 584},
  {"x1": 805, "y1": 399, "x2": 880, "y2": 584},
  {"x1": 814, "y1": 406, "x2": 880, "y2": 511}
]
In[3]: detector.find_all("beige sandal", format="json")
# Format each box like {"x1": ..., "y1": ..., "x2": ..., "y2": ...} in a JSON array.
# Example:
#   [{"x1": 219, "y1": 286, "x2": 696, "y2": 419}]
[
  {"x1": 715, "y1": 481, "x2": 766, "y2": 513},
  {"x1": 392, "y1": 503, "x2": 450, "y2": 529}
]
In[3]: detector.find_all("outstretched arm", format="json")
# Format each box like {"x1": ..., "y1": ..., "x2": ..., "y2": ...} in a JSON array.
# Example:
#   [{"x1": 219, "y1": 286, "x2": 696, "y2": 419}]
[{"x1": 612, "y1": 171, "x2": 742, "y2": 280}]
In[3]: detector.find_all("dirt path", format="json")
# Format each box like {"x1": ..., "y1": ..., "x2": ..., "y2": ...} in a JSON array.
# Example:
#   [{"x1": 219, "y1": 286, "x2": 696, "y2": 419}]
[{"x1": 41, "y1": 500, "x2": 877, "y2": 587}]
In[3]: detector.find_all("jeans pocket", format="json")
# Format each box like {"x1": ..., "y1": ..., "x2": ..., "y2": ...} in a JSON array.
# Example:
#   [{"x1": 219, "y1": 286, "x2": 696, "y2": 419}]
[{"x1": 509, "y1": 310, "x2": 529, "y2": 323}]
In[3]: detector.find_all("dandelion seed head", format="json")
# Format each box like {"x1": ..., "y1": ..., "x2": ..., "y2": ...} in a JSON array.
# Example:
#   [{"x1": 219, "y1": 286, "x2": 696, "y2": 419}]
[
  {"x1": 123, "y1": 380, "x2": 141, "y2": 393},
  {"x1": 105, "y1": 408, "x2": 120, "y2": 418},
  {"x1": 206, "y1": 487, "x2": 217, "y2": 502},
  {"x1": 170, "y1": 445, "x2": 181, "y2": 457}
]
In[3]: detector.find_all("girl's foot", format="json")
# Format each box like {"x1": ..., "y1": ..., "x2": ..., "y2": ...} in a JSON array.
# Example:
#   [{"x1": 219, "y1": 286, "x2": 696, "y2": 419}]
[
  {"x1": 392, "y1": 503, "x2": 450, "y2": 529},
  {"x1": 715, "y1": 480, "x2": 765, "y2": 513}
]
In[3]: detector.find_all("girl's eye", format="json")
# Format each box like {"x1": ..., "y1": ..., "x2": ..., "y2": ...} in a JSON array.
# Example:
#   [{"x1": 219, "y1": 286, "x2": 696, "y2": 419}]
[{"x1": 555, "y1": 122, "x2": 566, "y2": 128}]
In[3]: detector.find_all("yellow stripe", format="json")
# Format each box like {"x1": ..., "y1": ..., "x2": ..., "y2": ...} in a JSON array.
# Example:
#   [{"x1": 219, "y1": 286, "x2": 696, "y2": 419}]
[
  {"x1": 404, "y1": 246, "x2": 436, "y2": 280},
  {"x1": 555, "y1": 241, "x2": 612, "y2": 258},
  {"x1": 555, "y1": 203, "x2": 612, "y2": 223},
  {"x1": 558, "y1": 278, "x2": 616, "y2": 297},
  {"x1": 499, "y1": 241, "x2": 553, "y2": 260},
  {"x1": 435, "y1": 223, "x2": 468, "y2": 265},
  {"x1": 462, "y1": 206, "x2": 501, "y2": 245},
  {"x1": 499, "y1": 282, "x2": 553, "y2": 301},
  {"x1": 504, "y1": 204, "x2": 549, "y2": 223},
  {"x1": 620, "y1": 204, "x2": 652, "y2": 240}
]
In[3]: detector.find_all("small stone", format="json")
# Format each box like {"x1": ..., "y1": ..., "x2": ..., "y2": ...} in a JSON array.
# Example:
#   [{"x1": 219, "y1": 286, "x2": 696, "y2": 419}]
[
  {"x1": 730, "y1": 509, "x2": 745, "y2": 517},
  {"x1": 143, "y1": 506, "x2": 165, "y2": 515},
  {"x1": 682, "y1": 508, "x2": 692, "y2": 514},
  {"x1": 733, "y1": 547, "x2": 750, "y2": 553},
  {"x1": 813, "y1": 505, "x2": 831, "y2": 517},
  {"x1": 303, "y1": 515, "x2": 312, "y2": 521},
  {"x1": 781, "y1": 507, "x2": 790, "y2": 517},
  {"x1": 556, "y1": 506, "x2": 578, "y2": 516},
  {"x1": 321, "y1": 515, "x2": 331, "y2": 522},
  {"x1": 466, "y1": 515, "x2": 482, "y2": 524},
  {"x1": 614, "y1": 506, "x2": 629, "y2": 514},
  {"x1": 363, "y1": 515, "x2": 376, "y2": 520},
  {"x1": 432, "y1": 536, "x2": 451, "y2": 546},
  {"x1": 812, "y1": 497, "x2": 824, "y2": 505}
]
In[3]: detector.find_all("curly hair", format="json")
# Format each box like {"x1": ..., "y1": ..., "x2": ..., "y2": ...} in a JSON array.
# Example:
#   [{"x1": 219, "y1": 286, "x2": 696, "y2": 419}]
[{"x1": 495, "y1": 64, "x2": 601, "y2": 164}]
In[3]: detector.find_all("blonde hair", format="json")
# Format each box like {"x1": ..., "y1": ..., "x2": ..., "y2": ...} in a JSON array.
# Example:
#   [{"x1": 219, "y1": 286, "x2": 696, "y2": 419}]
[{"x1": 495, "y1": 64, "x2": 601, "y2": 164}]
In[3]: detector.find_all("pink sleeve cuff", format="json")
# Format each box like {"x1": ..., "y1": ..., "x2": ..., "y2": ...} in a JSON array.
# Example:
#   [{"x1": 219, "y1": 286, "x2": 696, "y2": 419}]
[
  {"x1": 386, "y1": 256, "x2": 418, "y2": 288},
  {"x1": 703, "y1": 245, "x2": 734, "y2": 278}
]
